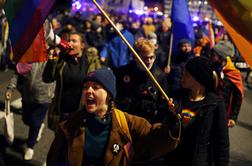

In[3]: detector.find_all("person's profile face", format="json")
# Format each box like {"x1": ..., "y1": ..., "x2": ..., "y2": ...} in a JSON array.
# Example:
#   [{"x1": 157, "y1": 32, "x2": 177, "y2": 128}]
[
  {"x1": 210, "y1": 51, "x2": 223, "y2": 64},
  {"x1": 68, "y1": 34, "x2": 85, "y2": 57}
]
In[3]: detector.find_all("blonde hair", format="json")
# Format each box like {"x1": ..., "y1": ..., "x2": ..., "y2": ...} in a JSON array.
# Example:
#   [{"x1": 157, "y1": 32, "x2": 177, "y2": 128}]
[{"x1": 134, "y1": 38, "x2": 155, "y2": 55}]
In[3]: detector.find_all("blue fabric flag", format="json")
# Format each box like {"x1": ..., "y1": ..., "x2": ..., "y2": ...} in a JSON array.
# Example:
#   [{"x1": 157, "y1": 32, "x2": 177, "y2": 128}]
[{"x1": 171, "y1": 0, "x2": 195, "y2": 54}]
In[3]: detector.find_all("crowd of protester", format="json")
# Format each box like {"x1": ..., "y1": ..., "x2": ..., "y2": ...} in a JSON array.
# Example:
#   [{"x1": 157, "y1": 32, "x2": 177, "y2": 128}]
[{"x1": 0, "y1": 7, "x2": 250, "y2": 166}]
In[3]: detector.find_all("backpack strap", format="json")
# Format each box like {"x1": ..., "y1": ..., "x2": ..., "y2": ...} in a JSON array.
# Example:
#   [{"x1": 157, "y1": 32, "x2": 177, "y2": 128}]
[{"x1": 114, "y1": 109, "x2": 133, "y2": 159}]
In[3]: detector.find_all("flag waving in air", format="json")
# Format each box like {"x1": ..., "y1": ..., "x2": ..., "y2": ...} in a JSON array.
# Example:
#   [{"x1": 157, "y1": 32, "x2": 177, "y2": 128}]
[
  {"x1": 3, "y1": 0, "x2": 55, "y2": 62},
  {"x1": 208, "y1": 0, "x2": 252, "y2": 68},
  {"x1": 171, "y1": 0, "x2": 195, "y2": 54}
]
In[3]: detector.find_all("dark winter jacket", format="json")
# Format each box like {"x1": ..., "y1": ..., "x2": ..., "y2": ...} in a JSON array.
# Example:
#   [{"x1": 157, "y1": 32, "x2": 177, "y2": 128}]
[
  {"x1": 168, "y1": 52, "x2": 193, "y2": 95},
  {"x1": 165, "y1": 89, "x2": 229, "y2": 166},
  {"x1": 220, "y1": 76, "x2": 243, "y2": 121},
  {"x1": 114, "y1": 61, "x2": 169, "y2": 123},
  {"x1": 43, "y1": 53, "x2": 89, "y2": 130}
]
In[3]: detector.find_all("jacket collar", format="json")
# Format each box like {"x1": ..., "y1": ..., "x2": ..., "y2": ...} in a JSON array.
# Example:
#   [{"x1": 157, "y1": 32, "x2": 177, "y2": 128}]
[
  {"x1": 178, "y1": 90, "x2": 221, "y2": 110},
  {"x1": 60, "y1": 109, "x2": 130, "y2": 166},
  {"x1": 104, "y1": 109, "x2": 130, "y2": 165}
]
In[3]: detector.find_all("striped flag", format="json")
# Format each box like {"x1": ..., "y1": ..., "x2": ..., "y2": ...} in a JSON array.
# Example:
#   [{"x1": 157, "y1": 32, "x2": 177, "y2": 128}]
[
  {"x1": 18, "y1": 26, "x2": 47, "y2": 63},
  {"x1": 208, "y1": 0, "x2": 252, "y2": 68},
  {"x1": 3, "y1": 0, "x2": 55, "y2": 62}
]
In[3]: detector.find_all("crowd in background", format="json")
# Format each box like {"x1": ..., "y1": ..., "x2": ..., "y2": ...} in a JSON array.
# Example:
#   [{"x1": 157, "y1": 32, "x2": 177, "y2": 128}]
[{"x1": 0, "y1": 7, "x2": 250, "y2": 165}]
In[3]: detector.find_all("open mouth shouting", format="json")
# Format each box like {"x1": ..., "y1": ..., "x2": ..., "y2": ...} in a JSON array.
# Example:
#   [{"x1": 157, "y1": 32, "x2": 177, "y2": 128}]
[
  {"x1": 83, "y1": 81, "x2": 109, "y2": 116},
  {"x1": 85, "y1": 96, "x2": 97, "y2": 111}
]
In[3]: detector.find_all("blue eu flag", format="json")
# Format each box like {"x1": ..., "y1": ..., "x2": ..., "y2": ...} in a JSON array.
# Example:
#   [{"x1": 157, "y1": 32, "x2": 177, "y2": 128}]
[{"x1": 171, "y1": 0, "x2": 195, "y2": 54}]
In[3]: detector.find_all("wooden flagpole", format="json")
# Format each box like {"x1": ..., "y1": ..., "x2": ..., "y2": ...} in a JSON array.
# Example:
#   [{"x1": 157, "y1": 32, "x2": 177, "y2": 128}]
[
  {"x1": 91, "y1": 0, "x2": 171, "y2": 102},
  {"x1": 167, "y1": 29, "x2": 173, "y2": 68}
]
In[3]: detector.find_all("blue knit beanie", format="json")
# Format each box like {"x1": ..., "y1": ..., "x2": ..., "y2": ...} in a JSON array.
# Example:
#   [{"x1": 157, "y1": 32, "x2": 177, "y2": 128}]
[{"x1": 84, "y1": 68, "x2": 117, "y2": 98}]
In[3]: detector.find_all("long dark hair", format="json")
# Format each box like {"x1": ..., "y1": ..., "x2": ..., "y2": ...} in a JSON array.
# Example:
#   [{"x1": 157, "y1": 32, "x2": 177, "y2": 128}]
[{"x1": 105, "y1": 95, "x2": 115, "y2": 117}]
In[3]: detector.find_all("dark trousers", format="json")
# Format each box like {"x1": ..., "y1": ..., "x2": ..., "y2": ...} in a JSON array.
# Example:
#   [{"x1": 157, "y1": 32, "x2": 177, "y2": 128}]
[
  {"x1": 0, "y1": 151, "x2": 5, "y2": 166},
  {"x1": 22, "y1": 101, "x2": 49, "y2": 148}
]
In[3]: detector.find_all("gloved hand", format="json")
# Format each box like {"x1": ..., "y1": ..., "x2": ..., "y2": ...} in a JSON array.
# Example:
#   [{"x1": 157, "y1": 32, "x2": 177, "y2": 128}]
[{"x1": 58, "y1": 39, "x2": 72, "y2": 52}]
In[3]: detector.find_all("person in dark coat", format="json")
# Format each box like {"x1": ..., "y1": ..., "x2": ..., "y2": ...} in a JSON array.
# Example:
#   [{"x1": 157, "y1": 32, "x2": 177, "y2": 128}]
[
  {"x1": 210, "y1": 43, "x2": 244, "y2": 128},
  {"x1": 164, "y1": 56, "x2": 229, "y2": 166},
  {"x1": 168, "y1": 39, "x2": 194, "y2": 96},
  {"x1": 43, "y1": 31, "x2": 89, "y2": 131},
  {"x1": 114, "y1": 38, "x2": 169, "y2": 124},
  {"x1": 128, "y1": 19, "x2": 144, "y2": 40},
  {"x1": 85, "y1": 21, "x2": 105, "y2": 53},
  {"x1": 157, "y1": 18, "x2": 172, "y2": 54}
]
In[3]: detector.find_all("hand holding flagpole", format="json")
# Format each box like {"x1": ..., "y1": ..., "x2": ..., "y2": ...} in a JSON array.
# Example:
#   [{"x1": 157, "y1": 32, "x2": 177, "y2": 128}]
[{"x1": 91, "y1": 0, "x2": 180, "y2": 118}]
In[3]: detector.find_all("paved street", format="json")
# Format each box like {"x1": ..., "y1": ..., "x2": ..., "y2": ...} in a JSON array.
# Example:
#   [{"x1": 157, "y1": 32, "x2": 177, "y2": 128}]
[{"x1": 0, "y1": 69, "x2": 251, "y2": 166}]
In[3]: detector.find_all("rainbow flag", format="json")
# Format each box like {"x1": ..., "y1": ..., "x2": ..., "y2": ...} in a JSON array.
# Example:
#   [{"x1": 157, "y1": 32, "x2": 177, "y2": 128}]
[
  {"x1": 3, "y1": 0, "x2": 55, "y2": 62},
  {"x1": 208, "y1": 0, "x2": 252, "y2": 69},
  {"x1": 18, "y1": 26, "x2": 48, "y2": 63}
]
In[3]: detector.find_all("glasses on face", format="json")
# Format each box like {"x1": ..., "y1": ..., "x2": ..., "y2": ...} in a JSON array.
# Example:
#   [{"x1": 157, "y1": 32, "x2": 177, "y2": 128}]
[{"x1": 141, "y1": 54, "x2": 156, "y2": 61}]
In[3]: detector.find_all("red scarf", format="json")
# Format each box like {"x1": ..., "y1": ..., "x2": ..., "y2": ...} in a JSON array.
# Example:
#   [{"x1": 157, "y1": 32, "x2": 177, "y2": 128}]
[
  {"x1": 223, "y1": 57, "x2": 244, "y2": 118},
  {"x1": 223, "y1": 57, "x2": 244, "y2": 98}
]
